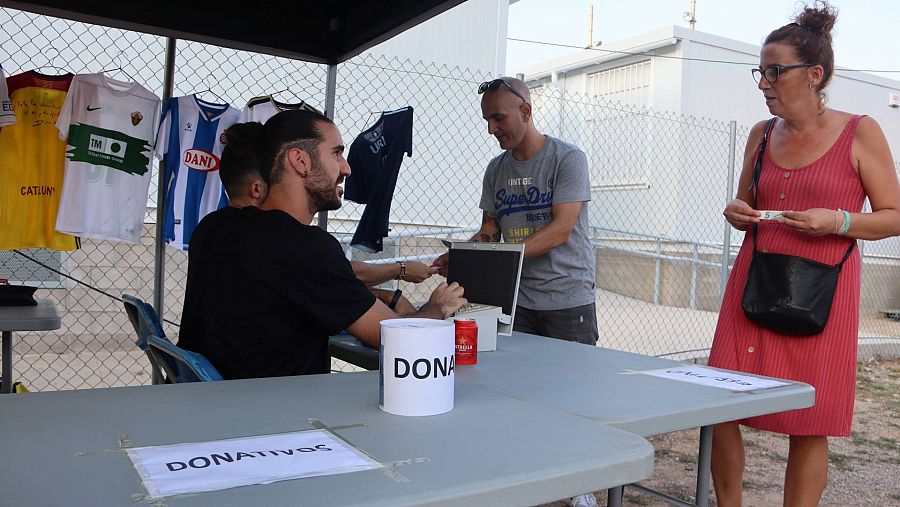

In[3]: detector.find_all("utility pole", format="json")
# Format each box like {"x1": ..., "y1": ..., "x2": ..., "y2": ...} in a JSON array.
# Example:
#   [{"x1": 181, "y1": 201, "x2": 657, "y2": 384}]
[
  {"x1": 586, "y1": 4, "x2": 601, "y2": 48},
  {"x1": 683, "y1": 0, "x2": 697, "y2": 30},
  {"x1": 587, "y1": 4, "x2": 594, "y2": 48}
]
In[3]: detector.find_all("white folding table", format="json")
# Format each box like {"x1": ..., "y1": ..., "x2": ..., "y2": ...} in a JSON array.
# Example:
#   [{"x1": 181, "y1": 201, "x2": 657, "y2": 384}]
[
  {"x1": 330, "y1": 331, "x2": 815, "y2": 506},
  {"x1": 0, "y1": 370, "x2": 654, "y2": 505},
  {"x1": 458, "y1": 333, "x2": 815, "y2": 507}
]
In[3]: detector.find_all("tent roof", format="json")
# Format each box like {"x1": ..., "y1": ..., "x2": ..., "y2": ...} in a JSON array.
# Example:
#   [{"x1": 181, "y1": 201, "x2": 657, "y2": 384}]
[{"x1": 1, "y1": 0, "x2": 468, "y2": 65}]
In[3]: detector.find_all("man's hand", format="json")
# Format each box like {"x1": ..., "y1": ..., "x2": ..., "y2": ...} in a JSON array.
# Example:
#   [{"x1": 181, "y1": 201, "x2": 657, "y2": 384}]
[
  {"x1": 416, "y1": 282, "x2": 466, "y2": 319},
  {"x1": 348, "y1": 283, "x2": 466, "y2": 348},
  {"x1": 432, "y1": 252, "x2": 449, "y2": 277},
  {"x1": 433, "y1": 211, "x2": 502, "y2": 278},
  {"x1": 403, "y1": 261, "x2": 438, "y2": 283}
]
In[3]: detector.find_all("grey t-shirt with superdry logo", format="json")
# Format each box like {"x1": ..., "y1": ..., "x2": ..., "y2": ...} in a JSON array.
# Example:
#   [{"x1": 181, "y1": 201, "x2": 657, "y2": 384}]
[{"x1": 479, "y1": 135, "x2": 595, "y2": 311}]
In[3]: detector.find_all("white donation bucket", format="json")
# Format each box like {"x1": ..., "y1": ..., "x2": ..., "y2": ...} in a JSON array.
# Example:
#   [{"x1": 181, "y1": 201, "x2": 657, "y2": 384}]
[{"x1": 379, "y1": 318, "x2": 455, "y2": 416}]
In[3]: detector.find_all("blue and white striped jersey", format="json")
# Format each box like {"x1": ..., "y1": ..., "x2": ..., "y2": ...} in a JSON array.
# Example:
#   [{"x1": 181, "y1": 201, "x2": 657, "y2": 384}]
[{"x1": 155, "y1": 95, "x2": 239, "y2": 250}]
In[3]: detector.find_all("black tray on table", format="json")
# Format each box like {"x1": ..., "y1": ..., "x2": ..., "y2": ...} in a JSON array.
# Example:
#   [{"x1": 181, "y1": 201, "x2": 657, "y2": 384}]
[{"x1": 0, "y1": 284, "x2": 38, "y2": 306}]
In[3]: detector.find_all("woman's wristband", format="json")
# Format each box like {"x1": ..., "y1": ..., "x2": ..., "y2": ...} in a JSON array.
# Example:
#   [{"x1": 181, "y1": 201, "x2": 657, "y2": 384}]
[
  {"x1": 838, "y1": 209, "x2": 851, "y2": 235},
  {"x1": 395, "y1": 261, "x2": 406, "y2": 281}
]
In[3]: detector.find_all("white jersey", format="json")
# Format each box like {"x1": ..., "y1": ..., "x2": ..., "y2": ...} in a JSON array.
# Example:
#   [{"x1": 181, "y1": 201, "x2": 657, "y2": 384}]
[
  {"x1": 154, "y1": 95, "x2": 239, "y2": 250},
  {"x1": 238, "y1": 95, "x2": 321, "y2": 123},
  {"x1": 0, "y1": 64, "x2": 14, "y2": 127},
  {"x1": 55, "y1": 73, "x2": 160, "y2": 243}
]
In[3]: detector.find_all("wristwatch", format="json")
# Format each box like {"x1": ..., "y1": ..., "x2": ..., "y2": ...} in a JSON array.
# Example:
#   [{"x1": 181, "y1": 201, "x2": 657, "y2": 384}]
[
  {"x1": 396, "y1": 260, "x2": 406, "y2": 281},
  {"x1": 388, "y1": 289, "x2": 403, "y2": 310}
]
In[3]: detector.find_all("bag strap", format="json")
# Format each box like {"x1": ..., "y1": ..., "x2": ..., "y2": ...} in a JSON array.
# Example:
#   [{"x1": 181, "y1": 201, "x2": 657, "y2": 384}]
[
  {"x1": 835, "y1": 241, "x2": 855, "y2": 268},
  {"x1": 749, "y1": 118, "x2": 776, "y2": 197},
  {"x1": 749, "y1": 118, "x2": 856, "y2": 267},
  {"x1": 750, "y1": 118, "x2": 776, "y2": 252}
]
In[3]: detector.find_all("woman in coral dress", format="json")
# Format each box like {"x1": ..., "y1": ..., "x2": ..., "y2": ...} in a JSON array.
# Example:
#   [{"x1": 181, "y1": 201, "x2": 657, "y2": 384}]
[{"x1": 710, "y1": 3, "x2": 900, "y2": 506}]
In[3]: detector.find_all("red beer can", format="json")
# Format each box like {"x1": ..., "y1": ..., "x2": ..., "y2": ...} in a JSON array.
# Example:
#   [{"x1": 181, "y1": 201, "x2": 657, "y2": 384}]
[{"x1": 455, "y1": 319, "x2": 478, "y2": 365}]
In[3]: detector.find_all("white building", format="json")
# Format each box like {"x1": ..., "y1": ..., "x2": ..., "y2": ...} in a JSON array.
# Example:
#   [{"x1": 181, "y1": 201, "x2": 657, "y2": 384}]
[
  {"x1": 364, "y1": 0, "x2": 510, "y2": 75},
  {"x1": 516, "y1": 25, "x2": 900, "y2": 154},
  {"x1": 514, "y1": 25, "x2": 900, "y2": 256}
]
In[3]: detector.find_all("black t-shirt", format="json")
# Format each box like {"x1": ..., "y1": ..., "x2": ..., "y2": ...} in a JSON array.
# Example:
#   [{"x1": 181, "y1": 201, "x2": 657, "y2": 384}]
[{"x1": 178, "y1": 206, "x2": 376, "y2": 379}]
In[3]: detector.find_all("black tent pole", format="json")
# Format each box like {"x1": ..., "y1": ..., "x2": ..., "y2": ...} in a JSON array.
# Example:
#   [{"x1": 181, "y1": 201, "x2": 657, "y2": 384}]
[
  {"x1": 317, "y1": 63, "x2": 337, "y2": 231},
  {"x1": 152, "y1": 37, "x2": 177, "y2": 382}
]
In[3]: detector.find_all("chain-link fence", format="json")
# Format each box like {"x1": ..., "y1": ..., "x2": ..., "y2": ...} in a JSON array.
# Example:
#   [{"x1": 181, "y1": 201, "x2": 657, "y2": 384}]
[{"x1": 2, "y1": 7, "x2": 898, "y2": 391}]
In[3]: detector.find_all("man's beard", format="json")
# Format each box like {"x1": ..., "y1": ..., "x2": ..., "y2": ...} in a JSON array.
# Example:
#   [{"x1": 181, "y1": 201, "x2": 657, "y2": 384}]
[
  {"x1": 307, "y1": 162, "x2": 342, "y2": 213},
  {"x1": 308, "y1": 185, "x2": 341, "y2": 212}
]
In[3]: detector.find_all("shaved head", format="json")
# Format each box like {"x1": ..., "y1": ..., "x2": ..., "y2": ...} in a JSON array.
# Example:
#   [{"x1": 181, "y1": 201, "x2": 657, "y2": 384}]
[
  {"x1": 502, "y1": 77, "x2": 530, "y2": 103},
  {"x1": 480, "y1": 76, "x2": 531, "y2": 105},
  {"x1": 480, "y1": 76, "x2": 538, "y2": 153}
]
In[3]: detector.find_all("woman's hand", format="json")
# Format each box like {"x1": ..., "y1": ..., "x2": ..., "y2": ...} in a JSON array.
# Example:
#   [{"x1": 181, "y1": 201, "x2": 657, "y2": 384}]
[
  {"x1": 781, "y1": 208, "x2": 840, "y2": 236},
  {"x1": 723, "y1": 199, "x2": 759, "y2": 231}
]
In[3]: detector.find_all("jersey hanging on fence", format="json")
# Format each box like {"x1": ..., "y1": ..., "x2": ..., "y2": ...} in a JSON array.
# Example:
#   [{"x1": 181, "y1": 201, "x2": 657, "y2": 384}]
[
  {"x1": 345, "y1": 107, "x2": 413, "y2": 253},
  {"x1": 154, "y1": 95, "x2": 239, "y2": 250},
  {"x1": 238, "y1": 95, "x2": 321, "y2": 124},
  {"x1": 55, "y1": 73, "x2": 160, "y2": 244},
  {"x1": 0, "y1": 70, "x2": 79, "y2": 251},
  {"x1": 0, "y1": 64, "x2": 14, "y2": 127}
]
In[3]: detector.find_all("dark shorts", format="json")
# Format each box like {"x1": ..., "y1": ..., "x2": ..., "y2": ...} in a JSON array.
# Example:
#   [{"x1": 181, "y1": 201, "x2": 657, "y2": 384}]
[{"x1": 513, "y1": 303, "x2": 599, "y2": 346}]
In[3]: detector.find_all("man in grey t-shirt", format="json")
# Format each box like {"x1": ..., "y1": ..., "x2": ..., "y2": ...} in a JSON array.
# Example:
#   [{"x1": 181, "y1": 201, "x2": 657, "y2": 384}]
[{"x1": 435, "y1": 77, "x2": 598, "y2": 346}]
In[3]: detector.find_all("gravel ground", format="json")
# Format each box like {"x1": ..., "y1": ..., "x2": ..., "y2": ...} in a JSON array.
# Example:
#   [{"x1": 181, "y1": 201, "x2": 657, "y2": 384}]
[{"x1": 540, "y1": 357, "x2": 900, "y2": 507}]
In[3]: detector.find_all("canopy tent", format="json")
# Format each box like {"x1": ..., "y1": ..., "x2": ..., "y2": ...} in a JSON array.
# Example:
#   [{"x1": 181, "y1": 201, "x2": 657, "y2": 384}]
[
  {"x1": 1, "y1": 0, "x2": 469, "y2": 318},
  {"x1": 1, "y1": 0, "x2": 467, "y2": 64}
]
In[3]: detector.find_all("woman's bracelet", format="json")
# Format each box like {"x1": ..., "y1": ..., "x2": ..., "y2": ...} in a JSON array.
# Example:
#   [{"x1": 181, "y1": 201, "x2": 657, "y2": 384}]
[
  {"x1": 832, "y1": 209, "x2": 843, "y2": 235},
  {"x1": 395, "y1": 260, "x2": 406, "y2": 280},
  {"x1": 837, "y1": 209, "x2": 851, "y2": 236}
]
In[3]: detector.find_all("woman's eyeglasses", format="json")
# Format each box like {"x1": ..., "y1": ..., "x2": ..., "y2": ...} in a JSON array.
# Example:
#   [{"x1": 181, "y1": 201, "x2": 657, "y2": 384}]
[
  {"x1": 478, "y1": 79, "x2": 527, "y2": 103},
  {"x1": 752, "y1": 63, "x2": 812, "y2": 84}
]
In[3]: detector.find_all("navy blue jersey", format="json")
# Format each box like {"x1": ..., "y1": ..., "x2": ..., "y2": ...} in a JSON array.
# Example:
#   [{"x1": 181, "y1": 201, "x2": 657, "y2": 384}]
[{"x1": 345, "y1": 107, "x2": 413, "y2": 253}]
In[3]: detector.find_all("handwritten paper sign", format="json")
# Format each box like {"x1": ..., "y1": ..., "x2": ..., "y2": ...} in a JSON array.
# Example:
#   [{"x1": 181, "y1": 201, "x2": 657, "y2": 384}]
[
  {"x1": 126, "y1": 429, "x2": 381, "y2": 498},
  {"x1": 639, "y1": 366, "x2": 789, "y2": 391}
]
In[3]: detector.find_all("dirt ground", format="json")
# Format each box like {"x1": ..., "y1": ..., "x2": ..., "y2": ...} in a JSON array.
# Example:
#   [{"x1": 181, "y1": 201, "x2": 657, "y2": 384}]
[{"x1": 541, "y1": 357, "x2": 900, "y2": 507}]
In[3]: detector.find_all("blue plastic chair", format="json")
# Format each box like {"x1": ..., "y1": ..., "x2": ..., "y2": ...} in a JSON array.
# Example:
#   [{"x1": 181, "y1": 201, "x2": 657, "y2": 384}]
[
  {"x1": 122, "y1": 294, "x2": 171, "y2": 384},
  {"x1": 147, "y1": 335, "x2": 223, "y2": 382}
]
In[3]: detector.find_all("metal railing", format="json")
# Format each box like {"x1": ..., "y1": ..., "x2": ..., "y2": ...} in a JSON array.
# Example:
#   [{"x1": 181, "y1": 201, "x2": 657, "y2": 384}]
[{"x1": 592, "y1": 227, "x2": 740, "y2": 309}]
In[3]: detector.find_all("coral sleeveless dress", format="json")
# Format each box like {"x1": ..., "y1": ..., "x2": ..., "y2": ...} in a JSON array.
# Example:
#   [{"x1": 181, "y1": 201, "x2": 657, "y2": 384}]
[{"x1": 708, "y1": 115, "x2": 865, "y2": 437}]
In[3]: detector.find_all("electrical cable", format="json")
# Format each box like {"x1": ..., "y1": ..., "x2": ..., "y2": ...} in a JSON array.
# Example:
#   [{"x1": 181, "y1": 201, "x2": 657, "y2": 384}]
[
  {"x1": 11, "y1": 249, "x2": 181, "y2": 327},
  {"x1": 507, "y1": 36, "x2": 900, "y2": 74}
]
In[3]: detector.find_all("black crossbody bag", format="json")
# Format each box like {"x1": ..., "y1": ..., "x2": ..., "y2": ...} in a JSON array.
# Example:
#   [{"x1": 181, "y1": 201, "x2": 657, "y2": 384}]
[{"x1": 740, "y1": 119, "x2": 855, "y2": 336}]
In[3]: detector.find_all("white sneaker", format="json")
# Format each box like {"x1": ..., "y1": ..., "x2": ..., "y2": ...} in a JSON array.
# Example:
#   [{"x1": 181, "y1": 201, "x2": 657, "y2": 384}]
[{"x1": 571, "y1": 493, "x2": 599, "y2": 507}]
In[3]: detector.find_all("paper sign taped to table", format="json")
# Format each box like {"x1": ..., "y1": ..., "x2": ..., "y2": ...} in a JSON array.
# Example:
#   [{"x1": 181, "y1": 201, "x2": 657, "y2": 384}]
[
  {"x1": 639, "y1": 366, "x2": 789, "y2": 391},
  {"x1": 126, "y1": 429, "x2": 381, "y2": 499}
]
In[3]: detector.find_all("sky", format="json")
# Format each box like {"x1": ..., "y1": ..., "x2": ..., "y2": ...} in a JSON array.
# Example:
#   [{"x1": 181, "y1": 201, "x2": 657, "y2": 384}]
[{"x1": 506, "y1": 0, "x2": 899, "y2": 80}]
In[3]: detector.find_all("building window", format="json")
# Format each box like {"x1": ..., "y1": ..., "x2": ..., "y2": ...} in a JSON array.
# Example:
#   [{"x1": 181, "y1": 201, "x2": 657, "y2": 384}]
[{"x1": 587, "y1": 60, "x2": 651, "y2": 107}]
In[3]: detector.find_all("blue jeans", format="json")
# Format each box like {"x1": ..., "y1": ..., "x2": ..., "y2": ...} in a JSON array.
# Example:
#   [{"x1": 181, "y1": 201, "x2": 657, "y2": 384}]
[{"x1": 513, "y1": 303, "x2": 599, "y2": 346}]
